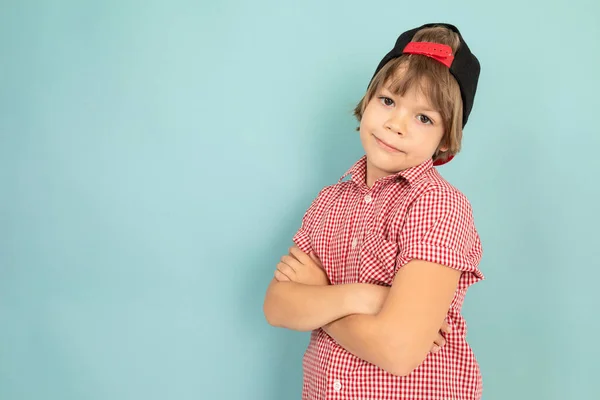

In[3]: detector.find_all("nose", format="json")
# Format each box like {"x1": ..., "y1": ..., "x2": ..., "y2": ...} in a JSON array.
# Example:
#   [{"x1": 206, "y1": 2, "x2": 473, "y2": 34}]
[{"x1": 384, "y1": 112, "x2": 407, "y2": 136}]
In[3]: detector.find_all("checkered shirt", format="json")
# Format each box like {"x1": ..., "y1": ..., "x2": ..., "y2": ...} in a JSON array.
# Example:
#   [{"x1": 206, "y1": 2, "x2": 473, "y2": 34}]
[{"x1": 293, "y1": 156, "x2": 484, "y2": 400}]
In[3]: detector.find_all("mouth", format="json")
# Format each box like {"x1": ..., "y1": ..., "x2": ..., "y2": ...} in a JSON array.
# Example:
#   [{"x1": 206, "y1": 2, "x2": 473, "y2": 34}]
[{"x1": 373, "y1": 134, "x2": 401, "y2": 153}]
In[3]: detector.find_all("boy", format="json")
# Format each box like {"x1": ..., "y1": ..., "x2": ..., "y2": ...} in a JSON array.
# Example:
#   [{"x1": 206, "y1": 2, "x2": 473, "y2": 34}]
[{"x1": 264, "y1": 23, "x2": 484, "y2": 400}]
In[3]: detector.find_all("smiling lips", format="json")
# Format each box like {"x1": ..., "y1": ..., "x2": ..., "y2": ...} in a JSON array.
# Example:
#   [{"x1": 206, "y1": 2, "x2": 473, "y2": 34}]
[{"x1": 373, "y1": 135, "x2": 401, "y2": 153}]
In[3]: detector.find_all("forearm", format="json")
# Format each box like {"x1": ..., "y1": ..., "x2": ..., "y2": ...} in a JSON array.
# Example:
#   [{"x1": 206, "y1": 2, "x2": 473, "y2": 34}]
[
  {"x1": 323, "y1": 315, "x2": 413, "y2": 376},
  {"x1": 263, "y1": 280, "x2": 365, "y2": 332},
  {"x1": 323, "y1": 315, "x2": 390, "y2": 368}
]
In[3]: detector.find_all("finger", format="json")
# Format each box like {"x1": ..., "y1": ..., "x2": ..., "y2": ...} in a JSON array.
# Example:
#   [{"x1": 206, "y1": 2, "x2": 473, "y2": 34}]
[
  {"x1": 441, "y1": 319, "x2": 451, "y2": 334},
  {"x1": 433, "y1": 333, "x2": 446, "y2": 348},
  {"x1": 431, "y1": 344, "x2": 441, "y2": 353},
  {"x1": 274, "y1": 270, "x2": 290, "y2": 282},
  {"x1": 289, "y1": 246, "x2": 314, "y2": 266},
  {"x1": 277, "y1": 262, "x2": 296, "y2": 279},
  {"x1": 281, "y1": 254, "x2": 303, "y2": 270},
  {"x1": 282, "y1": 253, "x2": 304, "y2": 270}
]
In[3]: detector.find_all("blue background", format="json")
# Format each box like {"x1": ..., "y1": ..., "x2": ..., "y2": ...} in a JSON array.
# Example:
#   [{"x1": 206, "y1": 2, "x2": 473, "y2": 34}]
[{"x1": 1, "y1": 0, "x2": 599, "y2": 399}]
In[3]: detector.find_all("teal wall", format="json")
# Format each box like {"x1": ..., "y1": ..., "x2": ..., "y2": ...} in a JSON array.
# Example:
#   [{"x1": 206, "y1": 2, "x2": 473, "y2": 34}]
[{"x1": 1, "y1": 0, "x2": 599, "y2": 399}]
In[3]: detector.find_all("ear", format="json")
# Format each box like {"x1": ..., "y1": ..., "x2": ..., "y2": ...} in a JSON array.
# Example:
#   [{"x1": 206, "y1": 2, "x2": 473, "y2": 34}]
[{"x1": 437, "y1": 136, "x2": 450, "y2": 153}]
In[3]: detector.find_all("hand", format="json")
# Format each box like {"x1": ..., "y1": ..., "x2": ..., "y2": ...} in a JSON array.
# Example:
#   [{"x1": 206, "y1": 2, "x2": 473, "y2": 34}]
[
  {"x1": 430, "y1": 319, "x2": 451, "y2": 353},
  {"x1": 274, "y1": 245, "x2": 330, "y2": 285}
]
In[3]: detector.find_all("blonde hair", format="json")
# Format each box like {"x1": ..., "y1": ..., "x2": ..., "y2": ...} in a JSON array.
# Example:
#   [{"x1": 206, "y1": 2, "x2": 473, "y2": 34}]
[{"x1": 354, "y1": 26, "x2": 463, "y2": 164}]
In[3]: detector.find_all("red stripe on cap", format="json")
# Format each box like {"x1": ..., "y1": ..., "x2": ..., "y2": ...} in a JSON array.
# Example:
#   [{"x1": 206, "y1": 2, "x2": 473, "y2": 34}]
[{"x1": 403, "y1": 42, "x2": 454, "y2": 67}]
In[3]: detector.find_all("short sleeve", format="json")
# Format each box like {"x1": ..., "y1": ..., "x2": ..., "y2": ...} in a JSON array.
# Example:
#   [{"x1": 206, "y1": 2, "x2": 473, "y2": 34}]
[
  {"x1": 396, "y1": 189, "x2": 484, "y2": 289},
  {"x1": 292, "y1": 186, "x2": 330, "y2": 254},
  {"x1": 293, "y1": 224, "x2": 313, "y2": 255}
]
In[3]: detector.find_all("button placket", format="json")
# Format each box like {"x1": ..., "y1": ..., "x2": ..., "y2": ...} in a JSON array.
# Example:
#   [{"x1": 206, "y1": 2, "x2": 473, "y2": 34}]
[{"x1": 333, "y1": 379, "x2": 342, "y2": 392}]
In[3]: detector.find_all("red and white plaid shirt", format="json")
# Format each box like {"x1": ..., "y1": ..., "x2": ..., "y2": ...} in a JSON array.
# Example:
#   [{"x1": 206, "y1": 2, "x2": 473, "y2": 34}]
[{"x1": 293, "y1": 155, "x2": 484, "y2": 400}]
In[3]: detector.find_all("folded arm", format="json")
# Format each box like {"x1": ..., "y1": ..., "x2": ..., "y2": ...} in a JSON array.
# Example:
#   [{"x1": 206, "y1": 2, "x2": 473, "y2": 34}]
[
  {"x1": 263, "y1": 246, "x2": 390, "y2": 331},
  {"x1": 263, "y1": 278, "x2": 387, "y2": 332},
  {"x1": 323, "y1": 259, "x2": 461, "y2": 376}
]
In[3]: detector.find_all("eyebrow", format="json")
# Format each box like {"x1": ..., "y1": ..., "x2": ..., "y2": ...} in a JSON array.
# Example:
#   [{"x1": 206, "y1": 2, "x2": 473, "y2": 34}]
[
  {"x1": 379, "y1": 88, "x2": 441, "y2": 114},
  {"x1": 416, "y1": 107, "x2": 440, "y2": 114}
]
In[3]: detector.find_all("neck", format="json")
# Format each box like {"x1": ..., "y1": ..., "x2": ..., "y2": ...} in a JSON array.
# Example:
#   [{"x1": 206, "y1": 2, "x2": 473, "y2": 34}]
[{"x1": 365, "y1": 159, "x2": 392, "y2": 188}]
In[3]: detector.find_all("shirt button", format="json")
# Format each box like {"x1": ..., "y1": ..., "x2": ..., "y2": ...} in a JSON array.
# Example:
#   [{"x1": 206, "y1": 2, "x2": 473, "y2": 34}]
[
  {"x1": 351, "y1": 238, "x2": 358, "y2": 249},
  {"x1": 364, "y1": 194, "x2": 372, "y2": 203},
  {"x1": 333, "y1": 380, "x2": 342, "y2": 392}
]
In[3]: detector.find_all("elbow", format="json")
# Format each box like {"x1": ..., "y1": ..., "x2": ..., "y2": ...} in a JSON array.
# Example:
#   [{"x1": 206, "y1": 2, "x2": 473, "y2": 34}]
[
  {"x1": 263, "y1": 302, "x2": 311, "y2": 331},
  {"x1": 263, "y1": 279, "x2": 285, "y2": 327},
  {"x1": 263, "y1": 305, "x2": 283, "y2": 328},
  {"x1": 386, "y1": 359, "x2": 419, "y2": 377},
  {"x1": 263, "y1": 284, "x2": 301, "y2": 330},
  {"x1": 263, "y1": 308, "x2": 284, "y2": 328},
  {"x1": 263, "y1": 296, "x2": 283, "y2": 327},
  {"x1": 262, "y1": 281, "x2": 313, "y2": 332},
  {"x1": 379, "y1": 338, "x2": 424, "y2": 377}
]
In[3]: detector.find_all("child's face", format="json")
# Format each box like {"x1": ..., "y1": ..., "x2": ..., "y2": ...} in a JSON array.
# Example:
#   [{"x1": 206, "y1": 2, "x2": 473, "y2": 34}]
[{"x1": 359, "y1": 79, "x2": 446, "y2": 184}]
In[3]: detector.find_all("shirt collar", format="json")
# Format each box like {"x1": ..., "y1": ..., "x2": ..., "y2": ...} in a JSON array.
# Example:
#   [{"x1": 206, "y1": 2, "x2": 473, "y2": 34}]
[{"x1": 339, "y1": 155, "x2": 434, "y2": 187}]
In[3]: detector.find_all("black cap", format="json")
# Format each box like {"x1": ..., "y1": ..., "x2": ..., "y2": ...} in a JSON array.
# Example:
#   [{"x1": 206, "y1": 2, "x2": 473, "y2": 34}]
[{"x1": 370, "y1": 23, "x2": 480, "y2": 127}]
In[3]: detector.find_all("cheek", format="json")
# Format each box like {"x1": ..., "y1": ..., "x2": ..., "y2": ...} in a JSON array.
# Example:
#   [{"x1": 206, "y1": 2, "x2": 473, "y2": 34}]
[
  {"x1": 360, "y1": 103, "x2": 381, "y2": 124},
  {"x1": 414, "y1": 131, "x2": 445, "y2": 154},
  {"x1": 358, "y1": 127, "x2": 371, "y2": 147},
  {"x1": 358, "y1": 115, "x2": 374, "y2": 138}
]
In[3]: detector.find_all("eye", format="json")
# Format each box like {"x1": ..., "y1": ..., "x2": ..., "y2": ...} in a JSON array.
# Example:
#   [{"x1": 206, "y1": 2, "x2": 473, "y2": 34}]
[
  {"x1": 378, "y1": 96, "x2": 394, "y2": 107},
  {"x1": 417, "y1": 114, "x2": 433, "y2": 125}
]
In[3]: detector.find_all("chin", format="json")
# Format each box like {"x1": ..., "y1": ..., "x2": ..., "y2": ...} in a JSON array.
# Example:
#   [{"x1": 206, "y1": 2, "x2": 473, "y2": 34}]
[
  {"x1": 367, "y1": 150, "x2": 407, "y2": 174},
  {"x1": 368, "y1": 149, "x2": 429, "y2": 174}
]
